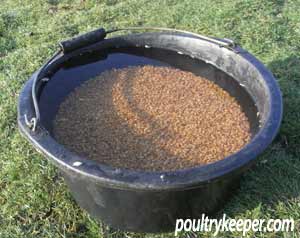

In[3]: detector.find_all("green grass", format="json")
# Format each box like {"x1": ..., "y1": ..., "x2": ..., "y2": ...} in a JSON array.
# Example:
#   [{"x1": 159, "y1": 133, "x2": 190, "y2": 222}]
[{"x1": 1, "y1": 0, "x2": 300, "y2": 237}]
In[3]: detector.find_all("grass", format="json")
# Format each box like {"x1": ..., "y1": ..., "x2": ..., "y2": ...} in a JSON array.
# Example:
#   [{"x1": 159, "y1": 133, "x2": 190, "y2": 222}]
[{"x1": 0, "y1": 0, "x2": 300, "y2": 237}]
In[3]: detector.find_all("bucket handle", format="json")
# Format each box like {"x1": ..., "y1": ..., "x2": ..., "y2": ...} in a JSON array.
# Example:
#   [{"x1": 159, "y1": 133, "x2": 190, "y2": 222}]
[
  {"x1": 27, "y1": 27, "x2": 238, "y2": 132},
  {"x1": 106, "y1": 27, "x2": 237, "y2": 50}
]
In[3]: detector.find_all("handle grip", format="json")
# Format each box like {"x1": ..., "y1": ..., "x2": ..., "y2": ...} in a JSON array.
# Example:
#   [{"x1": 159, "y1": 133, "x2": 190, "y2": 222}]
[{"x1": 59, "y1": 28, "x2": 106, "y2": 53}]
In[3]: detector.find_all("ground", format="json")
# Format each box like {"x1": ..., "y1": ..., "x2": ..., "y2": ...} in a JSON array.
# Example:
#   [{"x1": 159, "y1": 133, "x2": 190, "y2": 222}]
[{"x1": 0, "y1": 0, "x2": 300, "y2": 237}]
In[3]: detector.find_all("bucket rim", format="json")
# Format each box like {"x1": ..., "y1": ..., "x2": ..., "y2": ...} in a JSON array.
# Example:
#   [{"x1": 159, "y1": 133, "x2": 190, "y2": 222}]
[{"x1": 17, "y1": 31, "x2": 283, "y2": 191}]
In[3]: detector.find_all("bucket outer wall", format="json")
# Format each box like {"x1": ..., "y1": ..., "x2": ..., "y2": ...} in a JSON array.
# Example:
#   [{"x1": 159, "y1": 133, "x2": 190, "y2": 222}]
[{"x1": 18, "y1": 32, "x2": 282, "y2": 233}]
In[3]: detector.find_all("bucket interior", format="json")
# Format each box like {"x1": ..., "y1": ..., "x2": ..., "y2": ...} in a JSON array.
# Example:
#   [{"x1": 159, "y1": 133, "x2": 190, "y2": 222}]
[{"x1": 38, "y1": 47, "x2": 260, "y2": 140}]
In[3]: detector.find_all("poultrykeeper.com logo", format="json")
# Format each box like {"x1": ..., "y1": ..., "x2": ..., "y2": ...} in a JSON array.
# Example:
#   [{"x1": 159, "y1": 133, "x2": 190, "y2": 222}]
[{"x1": 174, "y1": 214, "x2": 294, "y2": 236}]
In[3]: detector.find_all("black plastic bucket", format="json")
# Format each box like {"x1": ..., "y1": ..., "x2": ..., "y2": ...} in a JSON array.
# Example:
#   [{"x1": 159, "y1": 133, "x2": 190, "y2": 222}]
[{"x1": 17, "y1": 27, "x2": 282, "y2": 233}]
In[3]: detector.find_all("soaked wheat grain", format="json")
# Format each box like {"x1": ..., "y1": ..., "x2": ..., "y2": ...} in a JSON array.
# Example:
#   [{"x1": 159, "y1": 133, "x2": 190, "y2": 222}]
[{"x1": 54, "y1": 66, "x2": 251, "y2": 171}]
